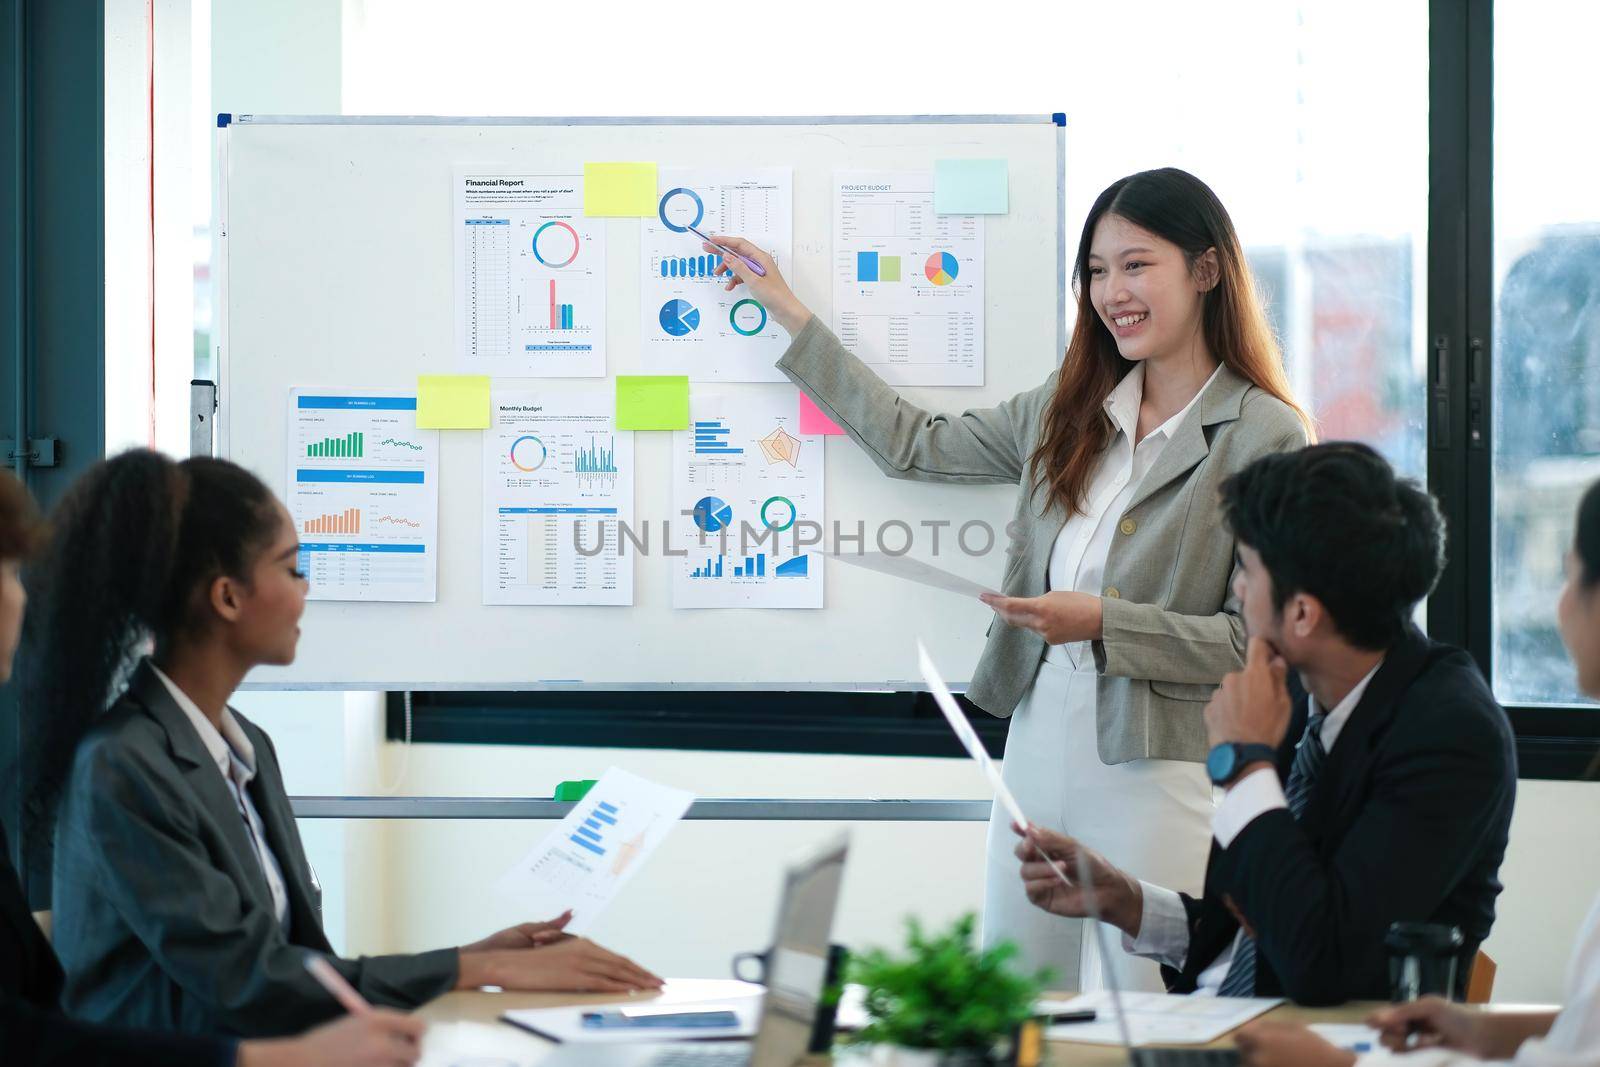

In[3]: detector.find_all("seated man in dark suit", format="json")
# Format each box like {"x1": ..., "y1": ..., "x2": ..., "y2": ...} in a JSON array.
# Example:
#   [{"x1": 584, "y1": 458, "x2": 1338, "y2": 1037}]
[{"x1": 1016, "y1": 442, "x2": 1517, "y2": 1004}]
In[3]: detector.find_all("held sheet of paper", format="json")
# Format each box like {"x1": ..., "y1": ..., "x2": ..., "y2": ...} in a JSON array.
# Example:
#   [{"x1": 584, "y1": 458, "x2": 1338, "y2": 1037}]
[
  {"x1": 456, "y1": 169, "x2": 606, "y2": 378},
  {"x1": 483, "y1": 389, "x2": 635, "y2": 605},
  {"x1": 833, "y1": 171, "x2": 985, "y2": 386},
  {"x1": 495, "y1": 768, "x2": 694, "y2": 935},
  {"x1": 286, "y1": 389, "x2": 440, "y2": 603}
]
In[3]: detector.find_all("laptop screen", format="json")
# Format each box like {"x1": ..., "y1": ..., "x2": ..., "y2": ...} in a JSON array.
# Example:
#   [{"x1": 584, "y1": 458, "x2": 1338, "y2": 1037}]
[{"x1": 749, "y1": 835, "x2": 849, "y2": 1067}]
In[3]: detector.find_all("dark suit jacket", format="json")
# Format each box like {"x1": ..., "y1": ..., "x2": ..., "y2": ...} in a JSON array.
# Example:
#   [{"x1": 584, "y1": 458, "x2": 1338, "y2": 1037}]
[
  {"x1": 2, "y1": 821, "x2": 233, "y2": 1066},
  {"x1": 51, "y1": 660, "x2": 457, "y2": 1037},
  {"x1": 1162, "y1": 626, "x2": 1517, "y2": 1004}
]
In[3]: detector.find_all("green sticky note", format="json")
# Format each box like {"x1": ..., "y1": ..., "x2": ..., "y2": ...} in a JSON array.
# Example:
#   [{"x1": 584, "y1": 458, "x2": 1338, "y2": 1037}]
[
  {"x1": 934, "y1": 159, "x2": 1009, "y2": 214},
  {"x1": 415, "y1": 375, "x2": 490, "y2": 429},
  {"x1": 616, "y1": 375, "x2": 689, "y2": 430},
  {"x1": 584, "y1": 162, "x2": 659, "y2": 217}
]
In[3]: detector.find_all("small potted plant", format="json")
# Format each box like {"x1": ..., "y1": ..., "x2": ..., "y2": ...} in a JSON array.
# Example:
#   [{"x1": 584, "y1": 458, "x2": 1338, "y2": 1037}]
[{"x1": 844, "y1": 913, "x2": 1051, "y2": 1067}]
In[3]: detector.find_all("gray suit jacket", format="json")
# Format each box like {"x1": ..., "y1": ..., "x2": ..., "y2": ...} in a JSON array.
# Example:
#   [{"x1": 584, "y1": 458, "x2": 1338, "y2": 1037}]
[
  {"x1": 51, "y1": 660, "x2": 457, "y2": 1037},
  {"x1": 777, "y1": 317, "x2": 1309, "y2": 764}
]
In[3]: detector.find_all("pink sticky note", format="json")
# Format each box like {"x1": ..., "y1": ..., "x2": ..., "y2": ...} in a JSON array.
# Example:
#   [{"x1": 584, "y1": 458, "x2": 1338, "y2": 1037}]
[{"x1": 799, "y1": 391, "x2": 846, "y2": 436}]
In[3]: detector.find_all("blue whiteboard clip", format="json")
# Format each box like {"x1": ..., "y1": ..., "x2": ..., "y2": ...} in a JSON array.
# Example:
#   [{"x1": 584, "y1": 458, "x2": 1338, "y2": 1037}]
[
  {"x1": 1052, "y1": 113, "x2": 1066, "y2": 127},
  {"x1": 217, "y1": 112, "x2": 233, "y2": 128}
]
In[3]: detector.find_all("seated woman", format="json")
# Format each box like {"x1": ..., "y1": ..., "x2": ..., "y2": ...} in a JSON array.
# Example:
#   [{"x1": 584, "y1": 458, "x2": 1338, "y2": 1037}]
[
  {"x1": 0, "y1": 469, "x2": 426, "y2": 1066},
  {"x1": 1235, "y1": 478, "x2": 1600, "y2": 1066},
  {"x1": 27, "y1": 451, "x2": 661, "y2": 1038}
]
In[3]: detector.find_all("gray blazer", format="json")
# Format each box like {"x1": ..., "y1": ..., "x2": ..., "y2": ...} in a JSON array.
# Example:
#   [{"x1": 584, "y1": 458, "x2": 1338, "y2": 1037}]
[
  {"x1": 777, "y1": 317, "x2": 1309, "y2": 764},
  {"x1": 51, "y1": 660, "x2": 457, "y2": 1037}
]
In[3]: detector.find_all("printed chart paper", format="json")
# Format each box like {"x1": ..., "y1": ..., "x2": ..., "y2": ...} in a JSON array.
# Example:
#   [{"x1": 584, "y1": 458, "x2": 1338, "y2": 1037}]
[
  {"x1": 456, "y1": 170, "x2": 606, "y2": 377},
  {"x1": 1040, "y1": 991, "x2": 1282, "y2": 1046},
  {"x1": 483, "y1": 390, "x2": 634, "y2": 606},
  {"x1": 641, "y1": 168, "x2": 793, "y2": 382},
  {"x1": 833, "y1": 171, "x2": 985, "y2": 386},
  {"x1": 495, "y1": 768, "x2": 694, "y2": 935},
  {"x1": 286, "y1": 390, "x2": 439, "y2": 602},
  {"x1": 671, "y1": 389, "x2": 823, "y2": 609}
]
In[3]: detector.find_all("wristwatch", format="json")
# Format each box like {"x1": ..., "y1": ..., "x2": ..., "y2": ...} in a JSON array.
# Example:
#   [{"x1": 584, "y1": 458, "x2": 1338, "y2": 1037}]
[{"x1": 1206, "y1": 742, "x2": 1278, "y2": 786}]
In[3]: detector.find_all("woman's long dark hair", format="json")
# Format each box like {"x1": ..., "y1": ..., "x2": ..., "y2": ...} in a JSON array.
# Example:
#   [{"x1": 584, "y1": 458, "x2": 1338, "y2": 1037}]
[
  {"x1": 1029, "y1": 168, "x2": 1315, "y2": 517},
  {"x1": 21, "y1": 450, "x2": 281, "y2": 854}
]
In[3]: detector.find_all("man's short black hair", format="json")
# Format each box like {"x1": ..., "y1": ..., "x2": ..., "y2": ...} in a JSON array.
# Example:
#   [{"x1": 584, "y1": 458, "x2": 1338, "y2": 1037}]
[{"x1": 1219, "y1": 442, "x2": 1445, "y2": 651}]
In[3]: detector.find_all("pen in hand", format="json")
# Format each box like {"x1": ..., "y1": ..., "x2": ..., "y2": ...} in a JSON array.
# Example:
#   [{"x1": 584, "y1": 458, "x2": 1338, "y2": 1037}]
[
  {"x1": 304, "y1": 953, "x2": 372, "y2": 1015},
  {"x1": 686, "y1": 225, "x2": 768, "y2": 277}
]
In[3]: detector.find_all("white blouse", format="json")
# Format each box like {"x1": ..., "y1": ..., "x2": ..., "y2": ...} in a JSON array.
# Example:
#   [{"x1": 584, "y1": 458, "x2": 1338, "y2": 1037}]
[{"x1": 1045, "y1": 361, "x2": 1221, "y2": 669}]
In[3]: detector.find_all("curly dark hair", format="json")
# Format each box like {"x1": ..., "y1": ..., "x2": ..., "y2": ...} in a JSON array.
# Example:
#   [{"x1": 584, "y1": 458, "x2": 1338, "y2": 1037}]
[
  {"x1": 21, "y1": 450, "x2": 281, "y2": 856},
  {"x1": 1219, "y1": 441, "x2": 1445, "y2": 651}
]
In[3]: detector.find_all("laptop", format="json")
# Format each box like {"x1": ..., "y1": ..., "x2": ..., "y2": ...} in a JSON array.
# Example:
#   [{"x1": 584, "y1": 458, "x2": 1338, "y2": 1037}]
[
  {"x1": 536, "y1": 832, "x2": 850, "y2": 1067},
  {"x1": 1070, "y1": 848, "x2": 1242, "y2": 1067}
]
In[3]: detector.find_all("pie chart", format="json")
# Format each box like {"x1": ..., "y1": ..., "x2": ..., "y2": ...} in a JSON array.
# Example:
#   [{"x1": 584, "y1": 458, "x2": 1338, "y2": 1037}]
[
  {"x1": 925, "y1": 252, "x2": 960, "y2": 286},
  {"x1": 692, "y1": 495, "x2": 734, "y2": 533},
  {"x1": 659, "y1": 299, "x2": 701, "y2": 337}
]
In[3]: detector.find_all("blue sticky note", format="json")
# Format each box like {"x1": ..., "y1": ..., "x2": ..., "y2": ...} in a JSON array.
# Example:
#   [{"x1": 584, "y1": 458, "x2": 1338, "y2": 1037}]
[{"x1": 934, "y1": 159, "x2": 1009, "y2": 215}]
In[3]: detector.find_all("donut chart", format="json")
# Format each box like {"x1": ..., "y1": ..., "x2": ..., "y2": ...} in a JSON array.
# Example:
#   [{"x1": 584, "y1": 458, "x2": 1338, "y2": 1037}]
[
  {"x1": 531, "y1": 221, "x2": 580, "y2": 268},
  {"x1": 509, "y1": 434, "x2": 547, "y2": 472},
  {"x1": 657, "y1": 187, "x2": 705, "y2": 233},
  {"x1": 924, "y1": 251, "x2": 959, "y2": 286},
  {"x1": 730, "y1": 299, "x2": 767, "y2": 336}
]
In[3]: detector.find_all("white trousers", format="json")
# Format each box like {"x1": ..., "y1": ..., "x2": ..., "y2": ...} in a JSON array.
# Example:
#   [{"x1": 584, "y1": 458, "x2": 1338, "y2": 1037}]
[{"x1": 981, "y1": 652, "x2": 1214, "y2": 992}]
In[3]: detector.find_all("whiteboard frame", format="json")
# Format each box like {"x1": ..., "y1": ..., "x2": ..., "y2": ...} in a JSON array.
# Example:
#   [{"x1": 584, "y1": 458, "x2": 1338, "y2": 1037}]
[{"x1": 213, "y1": 113, "x2": 1068, "y2": 691}]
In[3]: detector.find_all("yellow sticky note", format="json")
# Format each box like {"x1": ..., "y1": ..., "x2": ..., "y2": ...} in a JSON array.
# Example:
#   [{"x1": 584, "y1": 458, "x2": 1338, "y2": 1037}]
[
  {"x1": 616, "y1": 375, "x2": 689, "y2": 430},
  {"x1": 584, "y1": 162, "x2": 659, "y2": 217},
  {"x1": 416, "y1": 375, "x2": 490, "y2": 429}
]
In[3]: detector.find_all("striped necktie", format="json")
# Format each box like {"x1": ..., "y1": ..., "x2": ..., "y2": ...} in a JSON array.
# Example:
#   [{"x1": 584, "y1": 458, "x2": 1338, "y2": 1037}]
[{"x1": 1215, "y1": 712, "x2": 1328, "y2": 997}]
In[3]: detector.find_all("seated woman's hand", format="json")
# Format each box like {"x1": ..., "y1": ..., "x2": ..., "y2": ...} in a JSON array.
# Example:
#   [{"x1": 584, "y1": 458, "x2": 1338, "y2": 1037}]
[
  {"x1": 460, "y1": 910, "x2": 574, "y2": 953},
  {"x1": 458, "y1": 936, "x2": 664, "y2": 994}
]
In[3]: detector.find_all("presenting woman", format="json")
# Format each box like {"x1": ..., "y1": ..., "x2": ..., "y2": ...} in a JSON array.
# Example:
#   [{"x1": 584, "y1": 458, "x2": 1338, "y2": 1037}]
[{"x1": 708, "y1": 168, "x2": 1312, "y2": 990}]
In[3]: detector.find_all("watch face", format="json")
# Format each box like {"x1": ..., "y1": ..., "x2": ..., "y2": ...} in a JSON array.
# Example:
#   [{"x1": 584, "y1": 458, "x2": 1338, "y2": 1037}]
[{"x1": 1206, "y1": 745, "x2": 1235, "y2": 784}]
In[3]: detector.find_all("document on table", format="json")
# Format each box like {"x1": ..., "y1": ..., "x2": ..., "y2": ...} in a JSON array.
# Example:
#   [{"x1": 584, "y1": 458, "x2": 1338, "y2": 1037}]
[
  {"x1": 494, "y1": 768, "x2": 694, "y2": 934},
  {"x1": 832, "y1": 170, "x2": 984, "y2": 386},
  {"x1": 502, "y1": 978, "x2": 766, "y2": 1044},
  {"x1": 1039, "y1": 992, "x2": 1283, "y2": 1046},
  {"x1": 482, "y1": 389, "x2": 634, "y2": 606},
  {"x1": 641, "y1": 167, "x2": 793, "y2": 382},
  {"x1": 917, "y1": 641, "x2": 1028, "y2": 828},
  {"x1": 285, "y1": 389, "x2": 439, "y2": 603},
  {"x1": 830, "y1": 551, "x2": 999, "y2": 599},
  {"x1": 455, "y1": 169, "x2": 606, "y2": 377}
]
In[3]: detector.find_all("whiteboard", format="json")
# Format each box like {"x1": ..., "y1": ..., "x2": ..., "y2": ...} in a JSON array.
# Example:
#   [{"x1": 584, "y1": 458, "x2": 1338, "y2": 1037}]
[{"x1": 217, "y1": 115, "x2": 1065, "y2": 689}]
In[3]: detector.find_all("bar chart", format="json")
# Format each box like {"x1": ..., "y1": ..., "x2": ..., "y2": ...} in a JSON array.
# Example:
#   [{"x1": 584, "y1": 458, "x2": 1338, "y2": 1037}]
[
  {"x1": 304, "y1": 508, "x2": 361, "y2": 535},
  {"x1": 856, "y1": 251, "x2": 903, "y2": 283},
  {"x1": 307, "y1": 432, "x2": 363, "y2": 459},
  {"x1": 693, "y1": 419, "x2": 743, "y2": 455},
  {"x1": 575, "y1": 436, "x2": 618, "y2": 475},
  {"x1": 569, "y1": 800, "x2": 619, "y2": 857},
  {"x1": 547, "y1": 280, "x2": 576, "y2": 330},
  {"x1": 657, "y1": 252, "x2": 726, "y2": 280}
]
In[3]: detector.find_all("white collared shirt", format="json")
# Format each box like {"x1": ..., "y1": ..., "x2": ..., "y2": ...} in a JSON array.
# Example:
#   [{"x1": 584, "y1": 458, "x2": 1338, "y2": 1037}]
[
  {"x1": 1124, "y1": 659, "x2": 1385, "y2": 994},
  {"x1": 1045, "y1": 361, "x2": 1222, "y2": 668},
  {"x1": 151, "y1": 664, "x2": 291, "y2": 926}
]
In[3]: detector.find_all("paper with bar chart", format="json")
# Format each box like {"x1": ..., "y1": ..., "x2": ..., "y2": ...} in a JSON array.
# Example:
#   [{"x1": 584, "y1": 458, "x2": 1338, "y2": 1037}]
[
  {"x1": 671, "y1": 389, "x2": 823, "y2": 609},
  {"x1": 286, "y1": 389, "x2": 440, "y2": 602},
  {"x1": 494, "y1": 767, "x2": 695, "y2": 935},
  {"x1": 483, "y1": 389, "x2": 635, "y2": 606},
  {"x1": 832, "y1": 171, "x2": 985, "y2": 386},
  {"x1": 640, "y1": 168, "x2": 793, "y2": 383},
  {"x1": 455, "y1": 170, "x2": 606, "y2": 377}
]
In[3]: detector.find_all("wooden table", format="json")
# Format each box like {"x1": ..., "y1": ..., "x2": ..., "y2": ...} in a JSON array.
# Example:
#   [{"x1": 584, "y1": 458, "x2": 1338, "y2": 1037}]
[{"x1": 415, "y1": 988, "x2": 1383, "y2": 1065}]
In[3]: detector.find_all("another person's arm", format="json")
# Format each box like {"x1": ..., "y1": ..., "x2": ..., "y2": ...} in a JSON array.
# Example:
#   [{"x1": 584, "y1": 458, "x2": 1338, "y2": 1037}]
[
  {"x1": 2, "y1": 996, "x2": 424, "y2": 1067},
  {"x1": 708, "y1": 235, "x2": 1051, "y2": 486},
  {"x1": 1235, "y1": 1000, "x2": 1561, "y2": 1067}
]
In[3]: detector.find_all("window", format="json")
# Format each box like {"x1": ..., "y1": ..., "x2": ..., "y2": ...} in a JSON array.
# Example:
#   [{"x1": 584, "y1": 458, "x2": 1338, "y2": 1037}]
[{"x1": 1491, "y1": 0, "x2": 1600, "y2": 707}]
